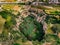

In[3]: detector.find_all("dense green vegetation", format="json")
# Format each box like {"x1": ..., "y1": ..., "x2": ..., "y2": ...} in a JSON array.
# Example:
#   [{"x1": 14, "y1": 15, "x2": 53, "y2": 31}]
[
  {"x1": 19, "y1": 16, "x2": 45, "y2": 41},
  {"x1": 0, "y1": 10, "x2": 16, "y2": 28}
]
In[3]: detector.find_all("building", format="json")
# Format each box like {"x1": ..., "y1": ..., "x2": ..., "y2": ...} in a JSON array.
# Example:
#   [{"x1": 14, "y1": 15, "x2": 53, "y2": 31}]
[
  {"x1": 49, "y1": 0, "x2": 60, "y2": 4},
  {"x1": 17, "y1": 0, "x2": 33, "y2": 3}
]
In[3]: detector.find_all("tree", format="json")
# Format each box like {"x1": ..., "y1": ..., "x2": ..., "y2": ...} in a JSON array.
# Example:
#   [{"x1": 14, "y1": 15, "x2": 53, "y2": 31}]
[{"x1": 0, "y1": 10, "x2": 16, "y2": 29}]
